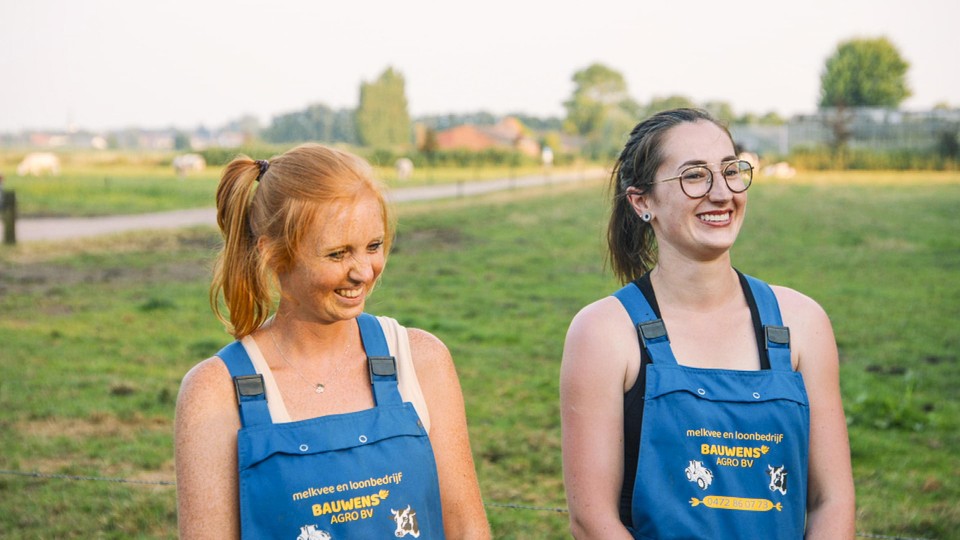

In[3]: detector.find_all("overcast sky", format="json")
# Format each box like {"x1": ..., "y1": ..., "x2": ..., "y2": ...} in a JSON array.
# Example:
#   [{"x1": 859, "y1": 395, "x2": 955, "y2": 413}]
[{"x1": 1, "y1": 0, "x2": 956, "y2": 133}]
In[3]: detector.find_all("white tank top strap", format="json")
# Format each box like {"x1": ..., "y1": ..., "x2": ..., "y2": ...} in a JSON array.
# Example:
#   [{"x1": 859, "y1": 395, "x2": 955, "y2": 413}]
[
  {"x1": 239, "y1": 316, "x2": 431, "y2": 432},
  {"x1": 241, "y1": 334, "x2": 293, "y2": 423},
  {"x1": 376, "y1": 315, "x2": 431, "y2": 432}
]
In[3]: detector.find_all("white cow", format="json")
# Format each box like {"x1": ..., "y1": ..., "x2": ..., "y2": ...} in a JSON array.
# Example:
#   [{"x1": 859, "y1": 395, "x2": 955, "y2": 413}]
[
  {"x1": 390, "y1": 505, "x2": 420, "y2": 538},
  {"x1": 395, "y1": 158, "x2": 414, "y2": 181},
  {"x1": 761, "y1": 161, "x2": 797, "y2": 179},
  {"x1": 17, "y1": 152, "x2": 61, "y2": 176},
  {"x1": 767, "y1": 464, "x2": 788, "y2": 495},
  {"x1": 172, "y1": 153, "x2": 206, "y2": 176}
]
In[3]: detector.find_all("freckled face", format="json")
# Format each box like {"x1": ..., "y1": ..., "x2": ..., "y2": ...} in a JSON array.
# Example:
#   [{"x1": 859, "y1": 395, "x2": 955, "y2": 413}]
[
  {"x1": 644, "y1": 121, "x2": 747, "y2": 262},
  {"x1": 277, "y1": 193, "x2": 386, "y2": 325}
]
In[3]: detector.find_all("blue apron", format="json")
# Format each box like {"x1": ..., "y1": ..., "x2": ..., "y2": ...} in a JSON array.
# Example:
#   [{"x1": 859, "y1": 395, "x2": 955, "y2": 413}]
[
  {"x1": 218, "y1": 313, "x2": 446, "y2": 539},
  {"x1": 614, "y1": 275, "x2": 809, "y2": 540}
]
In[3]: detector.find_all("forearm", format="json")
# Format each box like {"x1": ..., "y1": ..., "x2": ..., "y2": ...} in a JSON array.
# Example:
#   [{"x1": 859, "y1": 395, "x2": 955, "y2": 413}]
[
  {"x1": 441, "y1": 504, "x2": 490, "y2": 540},
  {"x1": 445, "y1": 523, "x2": 491, "y2": 540},
  {"x1": 804, "y1": 496, "x2": 855, "y2": 540},
  {"x1": 569, "y1": 515, "x2": 634, "y2": 540}
]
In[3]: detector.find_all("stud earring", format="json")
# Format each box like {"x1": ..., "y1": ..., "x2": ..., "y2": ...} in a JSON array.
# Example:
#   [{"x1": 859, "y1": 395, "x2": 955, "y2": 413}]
[{"x1": 641, "y1": 212, "x2": 652, "y2": 222}]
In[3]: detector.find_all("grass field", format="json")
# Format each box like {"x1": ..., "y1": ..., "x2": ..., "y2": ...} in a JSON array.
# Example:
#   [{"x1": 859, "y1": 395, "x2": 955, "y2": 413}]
[
  {"x1": 0, "y1": 152, "x2": 576, "y2": 217},
  {"x1": 0, "y1": 171, "x2": 957, "y2": 538}
]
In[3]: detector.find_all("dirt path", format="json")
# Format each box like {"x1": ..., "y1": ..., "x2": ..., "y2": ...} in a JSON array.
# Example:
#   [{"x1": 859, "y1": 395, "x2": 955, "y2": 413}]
[{"x1": 3, "y1": 169, "x2": 605, "y2": 243}]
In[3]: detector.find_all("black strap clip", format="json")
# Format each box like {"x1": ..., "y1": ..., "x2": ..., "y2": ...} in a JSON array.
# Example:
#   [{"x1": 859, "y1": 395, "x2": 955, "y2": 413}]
[
  {"x1": 638, "y1": 319, "x2": 668, "y2": 341},
  {"x1": 765, "y1": 325, "x2": 791, "y2": 348},
  {"x1": 368, "y1": 356, "x2": 397, "y2": 383},
  {"x1": 233, "y1": 374, "x2": 265, "y2": 401}
]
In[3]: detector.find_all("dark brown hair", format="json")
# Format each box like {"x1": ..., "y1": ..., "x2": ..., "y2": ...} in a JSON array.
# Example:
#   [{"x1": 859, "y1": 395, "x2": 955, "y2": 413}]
[{"x1": 607, "y1": 108, "x2": 733, "y2": 283}]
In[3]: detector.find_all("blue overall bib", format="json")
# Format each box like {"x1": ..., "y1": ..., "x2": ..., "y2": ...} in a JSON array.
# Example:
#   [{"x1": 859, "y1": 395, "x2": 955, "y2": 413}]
[
  {"x1": 614, "y1": 274, "x2": 809, "y2": 539},
  {"x1": 218, "y1": 313, "x2": 446, "y2": 539}
]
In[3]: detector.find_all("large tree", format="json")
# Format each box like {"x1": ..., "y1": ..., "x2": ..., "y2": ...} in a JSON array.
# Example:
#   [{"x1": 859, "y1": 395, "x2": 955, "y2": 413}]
[
  {"x1": 642, "y1": 95, "x2": 698, "y2": 119},
  {"x1": 355, "y1": 67, "x2": 412, "y2": 148},
  {"x1": 563, "y1": 63, "x2": 639, "y2": 158},
  {"x1": 819, "y1": 36, "x2": 910, "y2": 109},
  {"x1": 262, "y1": 104, "x2": 357, "y2": 144},
  {"x1": 819, "y1": 36, "x2": 910, "y2": 151}
]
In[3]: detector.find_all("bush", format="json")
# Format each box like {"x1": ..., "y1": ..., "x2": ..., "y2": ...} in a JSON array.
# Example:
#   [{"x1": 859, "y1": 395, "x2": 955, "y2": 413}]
[
  {"x1": 788, "y1": 145, "x2": 958, "y2": 171},
  {"x1": 360, "y1": 147, "x2": 542, "y2": 169},
  {"x1": 197, "y1": 144, "x2": 289, "y2": 166}
]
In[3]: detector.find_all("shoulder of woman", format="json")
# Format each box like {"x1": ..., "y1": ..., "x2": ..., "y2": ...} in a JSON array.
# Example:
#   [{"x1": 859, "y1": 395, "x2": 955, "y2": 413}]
[
  {"x1": 565, "y1": 296, "x2": 636, "y2": 350},
  {"x1": 176, "y1": 356, "x2": 237, "y2": 416},
  {"x1": 562, "y1": 296, "x2": 639, "y2": 390},
  {"x1": 770, "y1": 285, "x2": 838, "y2": 372},
  {"x1": 770, "y1": 284, "x2": 832, "y2": 328},
  {"x1": 405, "y1": 327, "x2": 454, "y2": 371}
]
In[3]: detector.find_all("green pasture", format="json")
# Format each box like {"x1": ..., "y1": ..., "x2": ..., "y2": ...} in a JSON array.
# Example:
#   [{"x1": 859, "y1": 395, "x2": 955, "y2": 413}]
[
  {"x1": 0, "y1": 171, "x2": 958, "y2": 538},
  {"x1": 0, "y1": 151, "x2": 572, "y2": 217}
]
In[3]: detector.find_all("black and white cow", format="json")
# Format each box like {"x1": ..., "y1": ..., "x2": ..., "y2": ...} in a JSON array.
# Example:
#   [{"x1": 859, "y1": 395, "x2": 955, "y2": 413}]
[
  {"x1": 389, "y1": 504, "x2": 420, "y2": 538},
  {"x1": 767, "y1": 464, "x2": 788, "y2": 495}
]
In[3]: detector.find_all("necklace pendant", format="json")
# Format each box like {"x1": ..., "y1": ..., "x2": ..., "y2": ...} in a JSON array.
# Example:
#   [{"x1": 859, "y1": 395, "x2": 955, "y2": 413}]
[{"x1": 314, "y1": 383, "x2": 325, "y2": 394}]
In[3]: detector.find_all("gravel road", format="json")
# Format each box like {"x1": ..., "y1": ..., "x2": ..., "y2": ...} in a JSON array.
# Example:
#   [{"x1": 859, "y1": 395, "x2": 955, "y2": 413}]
[{"x1": 3, "y1": 169, "x2": 605, "y2": 243}]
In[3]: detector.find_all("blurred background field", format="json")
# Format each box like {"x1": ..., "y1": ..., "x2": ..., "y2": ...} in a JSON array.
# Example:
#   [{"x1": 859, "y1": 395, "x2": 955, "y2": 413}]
[
  {"x1": 0, "y1": 149, "x2": 583, "y2": 218},
  {"x1": 0, "y1": 169, "x2": 957, "y2": 538},
  {"x1": 3, "y1": 3, "x2": 959, "y2": 537}
]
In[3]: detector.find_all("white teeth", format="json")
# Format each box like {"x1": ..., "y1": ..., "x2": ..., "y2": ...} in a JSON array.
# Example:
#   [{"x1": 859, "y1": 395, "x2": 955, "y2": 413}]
[
  {"x1": 699, "y1": 213, "x2": 729, "y2": 223},
  {"x1": 338, "y1": 288, "x2": 361, "y2": 298}
]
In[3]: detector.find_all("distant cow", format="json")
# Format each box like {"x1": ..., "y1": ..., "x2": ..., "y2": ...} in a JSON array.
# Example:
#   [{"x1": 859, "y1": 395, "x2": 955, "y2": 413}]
[
  {"x1": 172, "y1": 153, "x2": 206, "y2": 176},
  {"x1": 762, "y1": 161, "x2": 796, "y2": 179},
  {"x1": 17, "y1": 152, "x2": 61, "y2": 176},
  {"x1": 395, "y1": 158, "x2": 414, "y2": 181},
  {"x1": 390, "y1": 505, "x2": 420, "y2": 538}
]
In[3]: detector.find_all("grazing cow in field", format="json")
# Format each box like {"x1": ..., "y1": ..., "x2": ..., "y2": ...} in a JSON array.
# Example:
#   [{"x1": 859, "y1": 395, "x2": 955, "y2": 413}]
[
  {"x1": 17, "y1": 152, "x2": 61, "y2": 176},
  {"x1": 390, "y1": 505, "x2": 420, "y2": 538},
  {"x1": 395, "y1": 158, "x2": 414, "y2": 181},
  {"x1": 761, "y1": 161, "x2": 796, "y2": 179},
  {"x1": 172, "y1": 153, "x2": 206, "y2": 176}
]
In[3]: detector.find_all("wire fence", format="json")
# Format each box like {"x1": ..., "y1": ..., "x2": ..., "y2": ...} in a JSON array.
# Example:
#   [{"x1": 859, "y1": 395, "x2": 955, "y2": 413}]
[{"x1": 0, "y1": 469, "x2": 936, "y2": 540}]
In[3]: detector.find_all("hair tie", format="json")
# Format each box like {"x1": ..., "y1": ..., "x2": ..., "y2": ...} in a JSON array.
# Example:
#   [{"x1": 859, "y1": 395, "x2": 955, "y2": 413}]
[{"x1": 255, "y1": 159, "x2": 270, "y2": 182}]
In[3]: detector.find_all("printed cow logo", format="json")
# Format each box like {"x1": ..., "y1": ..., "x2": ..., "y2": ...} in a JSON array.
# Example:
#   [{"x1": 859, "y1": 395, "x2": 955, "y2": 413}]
[
  {"x1": 767, "y1": 464, "x2": 788, "y2": 495},
  {"x1": 389, "y1": 504, "x2": 420, "y2": 538},
  {"x1": 296, "y1": 524, "x2": 332, "y2": 540},
  {"x1": 684, "y1": 460, "x2": 714, "y2": 490}
]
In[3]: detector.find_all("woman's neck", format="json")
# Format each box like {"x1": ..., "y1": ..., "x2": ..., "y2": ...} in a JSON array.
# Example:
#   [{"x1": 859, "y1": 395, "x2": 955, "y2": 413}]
[
  {"x1": 264, "y1": 311, "x2": 357, "y2": 357},
  {"x1": 648, "y1": 255, "x2": 741, "y2": 311}
]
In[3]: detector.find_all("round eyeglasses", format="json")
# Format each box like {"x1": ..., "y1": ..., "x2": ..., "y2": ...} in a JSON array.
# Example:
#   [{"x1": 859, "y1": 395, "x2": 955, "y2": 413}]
[{"x1": 654, "y1": 159, "x2": 754, "y2": 199}]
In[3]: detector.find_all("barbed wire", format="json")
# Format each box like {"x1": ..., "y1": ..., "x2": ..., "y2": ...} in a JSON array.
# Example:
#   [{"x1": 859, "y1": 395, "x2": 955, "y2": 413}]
[
  {"x1": 0, "y1": 469, "x2": 936, "y2": 539},
  {"x1": 0, "y1": 468, "x2": 175, "y2": 486}
]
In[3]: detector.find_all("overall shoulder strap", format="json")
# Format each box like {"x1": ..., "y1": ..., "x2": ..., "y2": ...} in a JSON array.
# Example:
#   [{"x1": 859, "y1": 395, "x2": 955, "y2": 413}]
[
  {"x1": 742, "y1": 274, "x2": 793, "y2": 371},
  {"x1": 357, "y1": 313, "x2": 403, "y2": 406},
  {"x1": 612, "y1": 282, "x2": 678, "y2": 366},
  {"x1": 216, "y1": 341, "x2": 272, "y2": 427}
]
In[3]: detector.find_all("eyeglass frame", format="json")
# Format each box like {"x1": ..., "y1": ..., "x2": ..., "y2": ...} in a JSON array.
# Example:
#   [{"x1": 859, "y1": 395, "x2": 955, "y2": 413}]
[{"x1": 653, "y1": 159, "x2": 754, "y2": 199}]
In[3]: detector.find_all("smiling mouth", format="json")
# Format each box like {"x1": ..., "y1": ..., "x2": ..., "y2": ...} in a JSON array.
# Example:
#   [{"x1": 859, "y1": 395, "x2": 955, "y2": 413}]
[
  {"x1": 698, "y1": 211, "x2": 731, "y2": 224},
  {"x1": 336, "y1": 288, "x2": 363, "y2": 299}
]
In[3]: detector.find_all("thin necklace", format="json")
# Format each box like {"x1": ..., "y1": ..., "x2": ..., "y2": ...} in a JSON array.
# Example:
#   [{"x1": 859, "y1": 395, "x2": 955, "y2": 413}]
[{"x1": 269, "y1": 327, "x2": 352, "y2": 394}]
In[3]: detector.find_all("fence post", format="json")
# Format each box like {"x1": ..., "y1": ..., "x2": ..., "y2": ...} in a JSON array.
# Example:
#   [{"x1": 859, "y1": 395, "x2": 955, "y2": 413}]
[{"x1": 1, "y1": 190, "x2": 16, "y2": 245}]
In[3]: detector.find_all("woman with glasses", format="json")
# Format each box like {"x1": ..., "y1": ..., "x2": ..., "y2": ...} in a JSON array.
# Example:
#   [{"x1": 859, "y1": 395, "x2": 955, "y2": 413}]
[{"x1": 560, "y1": 109, "x2": 854, "y2": 539}]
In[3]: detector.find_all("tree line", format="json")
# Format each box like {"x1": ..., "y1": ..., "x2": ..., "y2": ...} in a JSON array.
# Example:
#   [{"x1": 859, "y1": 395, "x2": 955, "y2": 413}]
[{"x1": 244, "y1": 36, "x2": 941, "y2": 162}]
